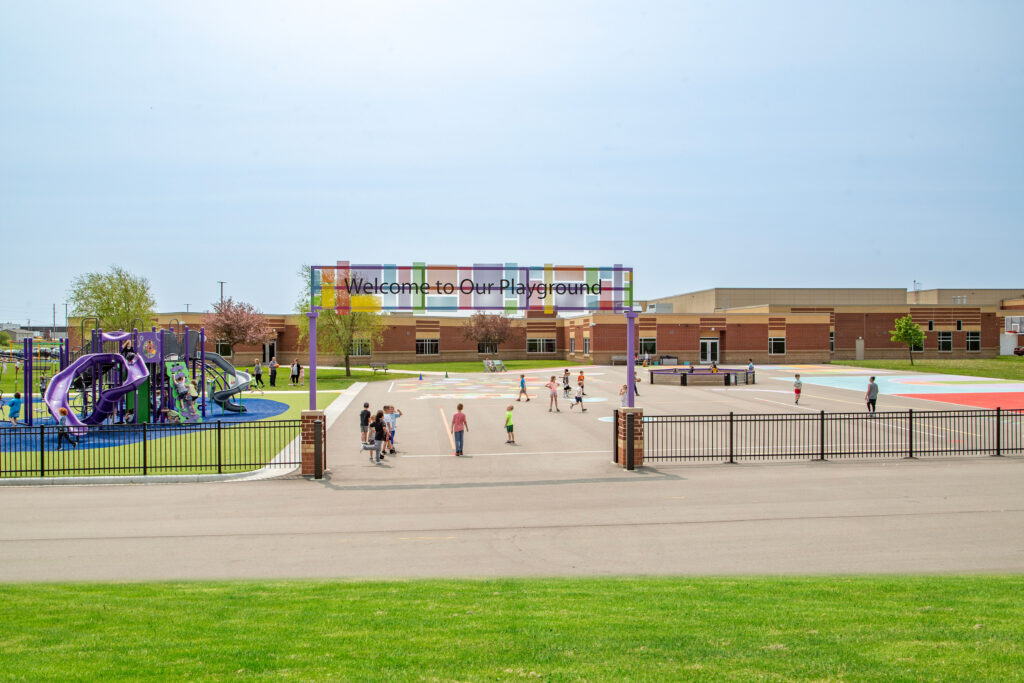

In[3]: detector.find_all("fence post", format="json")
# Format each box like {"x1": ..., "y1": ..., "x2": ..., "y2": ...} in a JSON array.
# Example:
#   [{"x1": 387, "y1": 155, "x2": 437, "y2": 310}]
[
  {"x1": 142, "y1": 423, "x2": 148, "y2": 476},
  {"x1": 612, "y1": 409, "x2": 619, "y2": 463},
  {"x1": 907, "y1": 409, "x2": 914, "y2": 459},
  {"x1": 819, "y1": 410, "x2": 826, "y2": 461},
  {"x1": 994, "y1": 406, "x2": 1002, "y2": 457},
  {"x1": 217, "y1": 420, "x2": 223, "y2": 474},
  {"x1": 314, "y1": 419, "x2": 324, "y2": 479},
  {"x1": 39, "y1": 425, "x2": 45, "y2": 478},
  {"x1": 728, "y1": 412, "x2": 735, "y2": 464},
  {"x1": 625, "y1": 413, "x2": 635, "y2": 471}
]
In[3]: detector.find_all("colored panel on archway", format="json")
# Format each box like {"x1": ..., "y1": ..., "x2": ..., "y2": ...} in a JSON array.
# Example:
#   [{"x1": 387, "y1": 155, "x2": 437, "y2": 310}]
[{"x1": 311, "y1": 262, "x2": 633, "y2": 314}]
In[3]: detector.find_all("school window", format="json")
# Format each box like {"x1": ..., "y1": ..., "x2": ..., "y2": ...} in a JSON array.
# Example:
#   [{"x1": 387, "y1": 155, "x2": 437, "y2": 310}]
[
  {"x1": 415, "y1": 338, "x2": 439, "y2": 355},
  {"x1": 527, "y1": 338, "x2": 556, "y2": 353},
  {"x1": 215, "y1": 342, "x2": 232, "y2": 357},
  {"x1": 956, "y1": 320, "x2": 963, "y2": 331},
  {"x1": 966, "y1": 331, "x2": 980, "y2": 352},
  {"x1": 352, "y1": 339, "x2": 372, "y2": 356},
  {"x1": 912, "y1": 341, "x2": 923, "y2": 352},
  {"x1": 639, "y1": 337, "x2": 657, "y2": 355},
  {"x1": 570, "y1": 337, "x2": 576, "y2": 353},
  {"x1": 937, "y1": 331, "x2": 952, "y2": 352},
  {"x1": 927, "y1": 321, "x2": 934, "y2": 331},
  {"x1": 477, "y1": 342, "x2": 497, "y2": 355},
  {"x1": 829, "y1": 331, "x2": 834, "y2": 353},
  {"x1": 583, "y1": 337, "x2": 591, "y2": 355},
  {"x1": 769, "y1": 337, "x2": 786, "y2": 355}
]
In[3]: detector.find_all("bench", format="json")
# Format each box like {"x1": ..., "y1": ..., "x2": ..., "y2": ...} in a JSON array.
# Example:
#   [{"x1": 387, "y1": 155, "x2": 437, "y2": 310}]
[
  {"x1": 482, "y1": 360, "x2": 508, "y2": 372},
  {"x1": 369, "y1": 362, "x2": 388, "y2": 374},
  {"x1": 610, "y1": 355, "x2": 628, "y2": 366}
]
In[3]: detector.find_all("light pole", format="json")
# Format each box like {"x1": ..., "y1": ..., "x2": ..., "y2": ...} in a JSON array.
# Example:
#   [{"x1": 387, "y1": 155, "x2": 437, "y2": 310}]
[
  {"x1": 185, "y1": 303, "x2": 190, "y2": 313},
  {"x1": 217, "y1": 281, "x2": 226, "y2": 304}
]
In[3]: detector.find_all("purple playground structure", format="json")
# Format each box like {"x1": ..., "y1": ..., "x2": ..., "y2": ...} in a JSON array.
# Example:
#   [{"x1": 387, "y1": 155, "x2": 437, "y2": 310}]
[{"x1": 6, "y1": 325, "x2": 252, "y2": 428}]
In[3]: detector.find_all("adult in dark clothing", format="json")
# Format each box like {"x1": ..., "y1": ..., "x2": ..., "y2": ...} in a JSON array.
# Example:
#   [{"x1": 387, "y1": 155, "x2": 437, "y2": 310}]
[
  {"x1": 253, "y1": 359, "x2": 264, "y2": 388},
  {"x1": 268, "y1": 357, "x2": 279, "y2": 387}
]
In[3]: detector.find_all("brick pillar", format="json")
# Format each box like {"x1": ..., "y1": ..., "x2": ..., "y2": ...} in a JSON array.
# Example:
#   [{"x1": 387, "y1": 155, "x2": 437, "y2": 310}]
[
  {"x1": 616, "y1": 407, "x2": 644, "y2": 469},
  {"x1": 301, "y1": 410, "x2": 326, "y2": 476}
]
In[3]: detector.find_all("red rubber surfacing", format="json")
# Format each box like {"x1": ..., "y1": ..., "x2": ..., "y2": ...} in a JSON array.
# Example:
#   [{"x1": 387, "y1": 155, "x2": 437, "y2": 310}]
[{"x1": 894, "y1": 392, "x2": 1024, "y2": 410}]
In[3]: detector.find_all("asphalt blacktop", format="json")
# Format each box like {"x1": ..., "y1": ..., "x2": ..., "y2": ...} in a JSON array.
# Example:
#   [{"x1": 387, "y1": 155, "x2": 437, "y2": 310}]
[{"x1": 1, "y1": 364, "x2": 1022, "y2": 581}]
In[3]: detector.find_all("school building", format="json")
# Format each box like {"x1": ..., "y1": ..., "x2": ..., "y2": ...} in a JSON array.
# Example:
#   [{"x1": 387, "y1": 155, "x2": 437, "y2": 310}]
[{"x1": 68, "y1": 287, "x2": 1024, "y2": 366}]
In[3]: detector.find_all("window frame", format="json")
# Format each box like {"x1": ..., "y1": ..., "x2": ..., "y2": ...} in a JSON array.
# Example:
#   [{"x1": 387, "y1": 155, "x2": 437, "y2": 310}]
[
  {"x1": 966, "y1": 331, "x2": 980, "y2": 352},
  {"x1": 937, "y1": 331, "x2": 952, "y2": 352},
  {"x1": 928, "y1": 320, "x2": 934, "y2": 332},
  {"x1": 829, "y1": 331, "x2": 834, "y2": 353},
  {"x1": 351, "y1": 339, "x2": 372, "y2": 356},
  {"x1": 415, "y1": 338, "x2": 440, "y2": 356},
  {"x1": 215, "y1": 341, "x2": 232, "y2": 357},
  {"x1": 570, "y1": 337, "x2": 576, "y2": 353},
  {"x1": 768, "y1": 337, "x2": 786, "y2": 355},
  {"x1": 956, "y1": 320, "x2": 963, "y2": 331},
  {"x1": 526, "y1": 338, "x2": 556, "y2": 354},
  {"x1": 638, "y1": 337, "x2": 657, "y2": 355},
  {"x1": 583, "y1": 337, "x2": 591, "y2": 355},
  {"x1": 477, "y1": 342, "x2": 498, "y2": 355}
]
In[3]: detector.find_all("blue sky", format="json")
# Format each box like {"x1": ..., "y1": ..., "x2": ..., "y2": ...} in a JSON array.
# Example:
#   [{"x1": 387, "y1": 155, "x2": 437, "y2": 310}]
[{"x1": 1, "y1": 1, "x2": 1022, "y2": 324}]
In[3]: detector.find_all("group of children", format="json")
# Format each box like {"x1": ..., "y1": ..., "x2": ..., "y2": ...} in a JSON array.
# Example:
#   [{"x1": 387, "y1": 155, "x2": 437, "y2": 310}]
[{"x1": 359, "y1": 402, "x2": 403, "y2": 464}]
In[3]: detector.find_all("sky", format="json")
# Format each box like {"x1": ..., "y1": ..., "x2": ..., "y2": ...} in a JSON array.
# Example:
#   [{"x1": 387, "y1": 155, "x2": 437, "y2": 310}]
[{"x1": 1, "y1": 0, "x2": 1022, "y2": 325}]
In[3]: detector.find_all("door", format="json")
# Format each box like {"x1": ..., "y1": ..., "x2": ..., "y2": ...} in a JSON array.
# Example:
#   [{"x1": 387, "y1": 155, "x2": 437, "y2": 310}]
[
  {"x1": 700, "y1": 338, "x2": 719, "y2": 364},
  {"x1": 263, "y1": 342, "x2": 276, "y2": 363}
]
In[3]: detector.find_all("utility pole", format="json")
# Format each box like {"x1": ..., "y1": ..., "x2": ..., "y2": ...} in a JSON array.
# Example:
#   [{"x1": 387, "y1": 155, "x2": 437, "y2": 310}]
[
  {"x1": 185, "y1": 303, "x2": 190, "y2": 313},
  {"x1": 52, "y1": 304, "x2": 56, "y2": 336},
  {"x1": 64, "y1": 303, "x2": 69, "y2": 329},
  {"x1": 217, "y1": 281, "x2": 226, "y2": 305}
]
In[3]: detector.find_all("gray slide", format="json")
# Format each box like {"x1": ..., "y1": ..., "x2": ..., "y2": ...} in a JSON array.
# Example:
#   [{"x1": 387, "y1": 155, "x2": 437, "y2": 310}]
[{"x1": 203, "y1": 352, "x2": 252, "y2": 413}]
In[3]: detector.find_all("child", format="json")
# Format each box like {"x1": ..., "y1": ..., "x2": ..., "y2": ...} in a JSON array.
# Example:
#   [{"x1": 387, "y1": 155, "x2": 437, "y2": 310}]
[
  {"x1": 577, "y1": 370, "x2": 585, "y2": 395},
  {"x1": 7, "y1": 392, "x2": 23, "y2": 426},
  {"x1": 619, "y1": 384, "x2": 628, "y2": 407},
  {"x1": 451, "y1": 403, "x2": 468, "y2": 456},
  {"x1": 516, "y1": 374, "x2": 530, "y2": 402},
  {"x1": 359, "y1": 402, "x2": 371, "y2": 443},
  {"x1": 505, "y1": 405, "x2": 515, "y2": 444},
  {"x1": 794, "y1": 374, "x2": 802, "y2": 405},
  {"x1": 562, "y1": 371, "x2": 572, "y2": 398},
  {"x1": 384, "y1": 405, "x2": 403, "y2": 454},
  {"x1": 56, "y1": 407, "x2": 78, "y2": 450},
  {"x1": 570, "y1": 383, "x2": 587, "y2": 411},
  {"x1": 546, "y1": 376, "x2": 560, "y2": 412}
]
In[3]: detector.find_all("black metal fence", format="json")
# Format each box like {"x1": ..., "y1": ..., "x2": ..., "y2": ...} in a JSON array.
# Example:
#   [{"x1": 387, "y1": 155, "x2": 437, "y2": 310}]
[
  {"x1": 0, "y1": 420, "x2": 302, "y2": 478},
  {"x1": 643, "y1": 408, "x2": 1024, "y2": 463}
]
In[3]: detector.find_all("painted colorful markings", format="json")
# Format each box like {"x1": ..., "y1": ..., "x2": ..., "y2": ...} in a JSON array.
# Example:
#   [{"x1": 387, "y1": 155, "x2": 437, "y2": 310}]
[
  {"x1": 770, "y1": 373, "x2": 1024, "y2": 410},
  {"x1": 393, "y1": 374, "x2": 609, "y2": 401}
]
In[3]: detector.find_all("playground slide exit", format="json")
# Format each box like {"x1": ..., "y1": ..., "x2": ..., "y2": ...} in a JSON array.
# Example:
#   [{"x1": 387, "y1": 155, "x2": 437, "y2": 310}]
[{"x1": 43, "y1": 352, "x2": 150, "y2": 431}]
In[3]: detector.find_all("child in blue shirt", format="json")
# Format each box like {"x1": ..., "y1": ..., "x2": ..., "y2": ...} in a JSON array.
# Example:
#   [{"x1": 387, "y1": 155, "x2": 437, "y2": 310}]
[{"x1": 7, "y1": 392, "x2": 23, "y2": 425}]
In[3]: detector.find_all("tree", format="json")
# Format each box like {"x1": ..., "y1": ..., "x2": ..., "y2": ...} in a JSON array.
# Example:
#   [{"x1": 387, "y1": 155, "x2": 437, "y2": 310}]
[
  {"x1": 890, "y1": 314, "x2": 925, "y2": 365},
  {"x1": 67, "y1": 266, "x2": 156, "y2": 332},
  {"x1": 295, "y1": 266, "x2": 387, "y2": 377},
  {"x1": 0, "y1": 330, "x2": 10, "y2": 347},
  {"x1": 462, "y1": 313, "x2": 513, "y2": 356},
  {"x1": 202, "y1": 298, "x2": 273, "y2": 360}
]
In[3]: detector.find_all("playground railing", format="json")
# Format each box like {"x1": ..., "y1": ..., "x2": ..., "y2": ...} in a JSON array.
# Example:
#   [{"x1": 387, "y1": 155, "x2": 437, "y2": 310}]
[
  {"x1": 0, "y1": 419, "x2": 302, "y2": 479},
  {"x1": 641, "y1": 408, "x2": 1024, "y2": 463}
]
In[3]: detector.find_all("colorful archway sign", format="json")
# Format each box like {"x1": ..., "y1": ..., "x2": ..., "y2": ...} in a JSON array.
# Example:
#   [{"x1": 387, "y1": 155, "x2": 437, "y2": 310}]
[{"x1": 306, "y1": 263, "x2": 636, "y2": 409}]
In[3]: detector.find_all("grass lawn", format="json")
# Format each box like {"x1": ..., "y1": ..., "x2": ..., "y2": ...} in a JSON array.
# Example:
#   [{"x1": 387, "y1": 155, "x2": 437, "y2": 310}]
[
  {"x1": 836, "y1": 357, "x2": 1024, "y2": 382},
  {"x1": 251, "y1": 367, "x2": 393, "y2": 392},
  {"x1": 0, "y1": 577, "x2": 1021, "y2": 680},
  {"x1": 385, "y1": 359, "x2": 575, "y2": 374}
]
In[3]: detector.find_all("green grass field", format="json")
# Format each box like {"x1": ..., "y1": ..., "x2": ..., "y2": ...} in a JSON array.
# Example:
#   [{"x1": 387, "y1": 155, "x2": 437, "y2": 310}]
[
  {"x1": 836, "y1": 357, "x2": 1024, "y2": 382},
  {"x1": 0, "y1": 577, "x2": 1021, "y2": 680},
  {"x1": 386, "y1": 359, "x2": 573, "y2": 373}
]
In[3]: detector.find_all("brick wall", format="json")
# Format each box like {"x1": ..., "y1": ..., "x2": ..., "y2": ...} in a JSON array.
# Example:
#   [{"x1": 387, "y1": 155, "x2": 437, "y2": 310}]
[{"x1": 301, "y1": 410, "x2": 326, "y2": 476}]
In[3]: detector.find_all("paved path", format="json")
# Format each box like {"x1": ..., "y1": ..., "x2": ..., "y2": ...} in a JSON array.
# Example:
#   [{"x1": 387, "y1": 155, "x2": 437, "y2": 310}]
[
  {"x1": 1, "y1": 455, "x2": 1022, "y2": 581},
  {"x1": 2, "y1": 364, "x2": 1022, "y2": 581}
]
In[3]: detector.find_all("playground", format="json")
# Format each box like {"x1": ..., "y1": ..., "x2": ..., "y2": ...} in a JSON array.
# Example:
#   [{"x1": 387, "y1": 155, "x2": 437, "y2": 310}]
[{"x1": 0, "y1": 327, "x2": 311, "y2": 478}]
